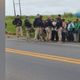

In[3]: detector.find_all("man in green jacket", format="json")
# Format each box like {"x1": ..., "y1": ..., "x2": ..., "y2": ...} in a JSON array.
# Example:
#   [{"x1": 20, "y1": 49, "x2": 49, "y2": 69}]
[
  {"x1": 77, "y1": 19, "x2": 80, "y2": 42},
  {"x1": 74, "y1": 19, "x2": 79, "y2": 42},
  {"x1": 74, "y1": 19, "x2": 80, "y2": 42}
]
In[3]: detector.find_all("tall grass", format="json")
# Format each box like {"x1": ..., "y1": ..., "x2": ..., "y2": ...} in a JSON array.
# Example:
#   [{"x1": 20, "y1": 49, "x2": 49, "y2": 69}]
[{"x1": 5, "y1": 15, "x2": 77, "y2": 33}]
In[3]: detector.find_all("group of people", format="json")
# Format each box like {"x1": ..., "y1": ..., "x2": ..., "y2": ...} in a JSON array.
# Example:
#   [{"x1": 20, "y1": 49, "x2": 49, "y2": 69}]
[{"x1": 12, "y1": 14, "x2": 80, "y2": 42}]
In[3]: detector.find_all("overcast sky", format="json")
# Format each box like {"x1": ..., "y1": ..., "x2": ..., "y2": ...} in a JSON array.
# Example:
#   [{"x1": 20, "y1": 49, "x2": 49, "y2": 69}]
[{"x1": 5, "y1": 0, "x2": 80, "y2": 16}]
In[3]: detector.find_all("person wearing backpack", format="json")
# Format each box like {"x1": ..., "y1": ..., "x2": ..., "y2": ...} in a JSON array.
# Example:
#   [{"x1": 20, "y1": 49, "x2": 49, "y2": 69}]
[
  {"x1": 24, "y1": 16, "x2": 32, "y2": 40},
  {"x1": 12, "y1": 15, "x2": 23, "y2": 38},
  {"x1": 67, "y1": 21, "x2": 75, "y2": 42}
]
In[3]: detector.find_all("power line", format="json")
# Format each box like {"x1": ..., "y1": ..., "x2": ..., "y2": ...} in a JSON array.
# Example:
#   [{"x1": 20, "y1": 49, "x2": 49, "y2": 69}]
[
  {"x1": 19, "y1": 0, "x2": 22, "y2": 16},
  {"x1": 13, "y1": 0, "x2": 16, "y2": 16},
  {"x1": 13, "y1": 0, "x2": 22, "y2": 16}
]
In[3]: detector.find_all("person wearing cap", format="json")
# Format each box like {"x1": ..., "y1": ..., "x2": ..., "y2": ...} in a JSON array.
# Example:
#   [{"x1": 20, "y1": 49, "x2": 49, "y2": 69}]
[{"x1": 24, "y1": 16, "x2": 32, "y2": 40}]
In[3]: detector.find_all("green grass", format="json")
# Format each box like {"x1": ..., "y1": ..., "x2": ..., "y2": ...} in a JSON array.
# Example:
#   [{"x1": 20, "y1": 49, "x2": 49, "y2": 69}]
[
  {"x1": 5, "y1": 15, "x2": 77, "y2": 34},
  {"x1": 5, "y1": 16, "x2": 16, "y2": 33},
  {"x1": 5, "y1": 16, "x2": 35, "y2": 33}
]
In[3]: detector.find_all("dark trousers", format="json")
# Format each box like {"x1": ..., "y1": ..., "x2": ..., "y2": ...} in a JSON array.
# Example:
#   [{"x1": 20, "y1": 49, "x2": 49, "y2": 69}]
[
  {"x1": 61, "y1": 31, "x2": 67, "y2": 42},
  {"x1": 67, "y1": 31, "x2": 74, "y2": 42},
  {"x1": 78, "y1": 29, "x2": 80, "y2": 42},
  {"x1": 51, "y1": 30, "x2": 59, "y2": 41}
]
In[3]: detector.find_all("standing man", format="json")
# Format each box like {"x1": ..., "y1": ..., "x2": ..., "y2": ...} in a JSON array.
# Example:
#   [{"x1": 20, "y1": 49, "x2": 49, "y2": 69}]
[
  {"x1": 45, "y1": 16, "x2": 53, "y2": 41},
  {"x1": 61, "y1": 19, "x2": 67, "y2": 42},
  {"x1": 33, "y1": 14, "x2": 44, "y2": 41},
  {"x1": 38, "y1": 15, "x2": 44, "y2": 41},
  {"x1": 12, "y1": 15, "x2": 23, "y2": 38},
  {"x1": 74, "y1": 19, "x2": 79, "y2": 42},
  {"x1": 51, "y1": 19, "x2": 58, "y2": 42},
  {"x1": 74, "y1": 19, "x2": 80, "y2": 42},
  {"x1": 33, "y1": 14, "x2": 40, "y2": 40},
  {"x1": 67, "y1": 21, "x2": 74, "y2": 42},
  {"x1": 56, "y1": 15, "x2": 62, "y2": 42},
  {"x1": 24, "y1": 16, "x2": 32, "y2": 40}
]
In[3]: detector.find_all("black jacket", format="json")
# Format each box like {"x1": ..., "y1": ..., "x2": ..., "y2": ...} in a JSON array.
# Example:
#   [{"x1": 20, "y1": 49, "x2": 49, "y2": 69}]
[
  {"x1": 13, "y1": 18, "x2": 22, "y2": 26},
  {"x1": 56, "y1": 18, "x2": 62, "y2": 29},
  {"x1": 33, "y1": 18, "x2": 44, "y2": 27},
  {"x1": 46, "y1": 19, "x2": 53, "y2": 27},
  {"x1": 24, "y1": 19, "x2": 32, "y2": 28}
]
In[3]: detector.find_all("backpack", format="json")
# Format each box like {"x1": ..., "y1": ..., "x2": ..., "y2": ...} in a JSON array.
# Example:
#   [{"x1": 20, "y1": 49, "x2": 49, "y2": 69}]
[{"x1": 69, "y1": 23, "x2": 74, "y2": 31}]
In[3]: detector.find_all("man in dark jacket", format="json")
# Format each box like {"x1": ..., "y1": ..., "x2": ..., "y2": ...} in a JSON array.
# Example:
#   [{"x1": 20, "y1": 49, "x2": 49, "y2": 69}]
[
  {"x1": 56, "y1": 14, "x2": 62, "y2": 41},
  {"x1": 12, "y1": 15, "x2": 23, "y2": 38},
  {"x1": 24, "y1": 16, "x2": 32, "y2": 40},
  {"x1": 45, "y1": 16, "x2": 53, "y2": 41},
  {"x1": 33, "y1": 14, "x2": 44, "y2": 41}
]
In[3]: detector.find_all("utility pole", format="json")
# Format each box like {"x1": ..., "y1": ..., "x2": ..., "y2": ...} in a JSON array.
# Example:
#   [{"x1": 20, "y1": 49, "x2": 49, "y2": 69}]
[
  {"x1": 19, "y1": 0, "x2": 22, "y2": 17},
  {"x1": 13, "y1": 0, "x2": 16, "y2": 16}
]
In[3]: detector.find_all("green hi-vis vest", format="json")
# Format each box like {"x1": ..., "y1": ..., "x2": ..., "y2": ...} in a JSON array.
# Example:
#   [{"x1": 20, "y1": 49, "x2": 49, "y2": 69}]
[
  {"x1": 78, "y1": 22, "x2": 80, "y2": 29},
  {"x1": 74, "y1": 22, "x2": 80, "y2": 29}
]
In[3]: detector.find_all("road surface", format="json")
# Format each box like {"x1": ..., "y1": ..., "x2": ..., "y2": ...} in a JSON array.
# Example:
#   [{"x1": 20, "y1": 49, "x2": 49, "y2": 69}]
[{"x1": 6, "y1": 38, "x2": 80, "y2": 80}]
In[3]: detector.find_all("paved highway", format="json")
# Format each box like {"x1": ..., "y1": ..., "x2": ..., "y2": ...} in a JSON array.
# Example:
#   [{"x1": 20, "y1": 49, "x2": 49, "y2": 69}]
[{"x1": 6, "y1": 38, "x2": 80, "y2": 80}]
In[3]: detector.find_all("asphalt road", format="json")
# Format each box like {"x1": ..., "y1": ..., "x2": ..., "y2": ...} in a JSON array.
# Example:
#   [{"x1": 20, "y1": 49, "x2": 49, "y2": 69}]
[{"x1": 6, "y1": 38, "x2": 80, "y2": 80}]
